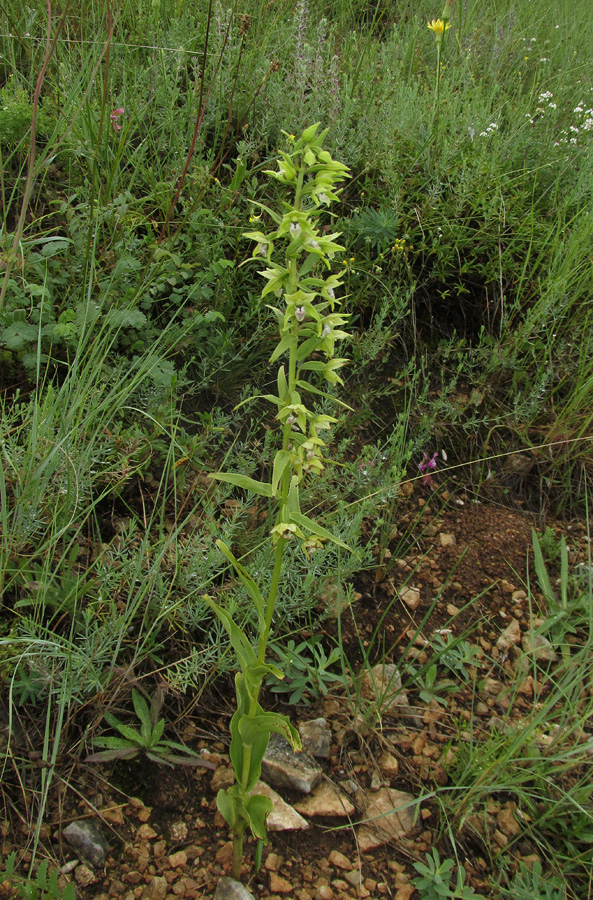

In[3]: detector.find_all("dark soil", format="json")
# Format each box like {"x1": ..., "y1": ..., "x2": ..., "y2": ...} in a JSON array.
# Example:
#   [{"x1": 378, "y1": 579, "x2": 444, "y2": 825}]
[{"x1": 1, "y1": 486, "x2": 590, "y2": 900}]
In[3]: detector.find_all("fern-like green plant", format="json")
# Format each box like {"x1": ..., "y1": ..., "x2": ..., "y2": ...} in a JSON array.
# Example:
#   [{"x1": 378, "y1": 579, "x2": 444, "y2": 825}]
[{"x1": 0, "y1": 854, "x2": 76, "y2": 900}]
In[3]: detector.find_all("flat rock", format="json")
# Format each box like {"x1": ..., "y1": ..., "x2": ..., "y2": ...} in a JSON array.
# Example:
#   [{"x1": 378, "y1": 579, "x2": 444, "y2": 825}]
[
  {"x1": 360, "y1": 664, "x2": 410, "y2": 717},
  {"x1": 438, "y1": 533, "x2": 456, "y2": 547},
  {"x1": 361, "y1": 789, "x2": 420, "y2": 841},
  {"x1": 261, "y1": 734, "x2": 322, "y2": 794},
  {"x1": 294, "y1": 782, "x2": 355, "y2": 817},
  {"x1": 521, "y1": 632, "x2": 558, "y2": 661},
  {"x1": 252, "y1": 782, "x2": 308, "y2": 831},
  {"x1": 63, "y1": 820, "x2": 110, "y2": 868},
  {"x1": 214, "y1": 876, "x2": 255, "y2": 900},
  {"x1": 328, "y1": 850, "x2": 352, "y2": 871},
  {"x1": 356, "y1": 825, "x2": 387, "y2": 852},
  {"x1": 299, "y1": 718, "x2": 331, "y2": 759}
]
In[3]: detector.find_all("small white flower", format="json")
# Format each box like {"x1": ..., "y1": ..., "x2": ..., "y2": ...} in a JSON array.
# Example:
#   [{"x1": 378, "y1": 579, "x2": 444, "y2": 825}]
[
  {"x1": 322, "y1": 324, "x2": 331, "y2": 337},
  {"x1": 289, "y1": 222, "x2": 301, "y2": 238},
  {"x1": 317, "y1": 192, "x2": 328, "y2": 204},
  {"x1": 326, "y1": 287, "x2": 335, "y2": 300},
  {"x1": 548, "y1": 102, "x2": 557, "y2": 109},
  {"x1": 295, "y1": 306, "x2": 306, "y2": 322},
  {"x1": 256, "y1": 243, "x2": 267, "y2": 256}
]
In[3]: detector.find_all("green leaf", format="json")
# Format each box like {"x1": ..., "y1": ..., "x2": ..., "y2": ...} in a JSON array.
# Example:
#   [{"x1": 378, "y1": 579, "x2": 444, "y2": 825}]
[
  {"x1": 244, "y1": 793, "x2": 273, "y2": 841},
  {"x1": 90, "y1": 735, "x2": 138, "y2": 750},
  {"x1": 215, "y1": 540, "x2": 266, "y2": 622},
  {"x1": 202, "y1": 596, "x2": 257, "y2": 673},
  {"x1": 290, "y1": 511, "x2": 357, "y2": 555},
  {"x1": 209, "y1": 473, "x2": 273, "y2": 497},
  {"x1": 132, "y1": 690, "x2": 153, "y2": 739},
  {"x1": 272, "y1": 450, "x2": 292, "y2": 497},
  {"x1": 277, "y1": 366, "x2": 288, "y2": 400},
  {"x1": 1, "y1": 321, "x2": 39, "y2": 350},
  {"x1": 216, "y1": 786, "x2": 239, "y2": 828},
  {"x1": 86, "y1": 747, "x2": 139, "y2": 762},
  {"x1": 270, "y1": 332, "x2": 295, "y2": 363},
  {"x1": 150, "y1": 717, "x2": 165, "y2": 747},
  {"x1": 532, "y1": 529, "x2": 556, "y2": 605},
  {"x1": 103, "y1": 712, "x2": 145, "y2": 745},
  {"x1": 238, "y1": 711, "x2": 301, "y2": 753},
  {"x1": 296, "y1": 379, "x2": 353, "y2": 410}
]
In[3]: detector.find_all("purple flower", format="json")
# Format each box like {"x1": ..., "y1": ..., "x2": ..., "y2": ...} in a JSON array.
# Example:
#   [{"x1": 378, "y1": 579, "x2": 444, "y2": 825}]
[
  {"x1": 110, "y1": 107, "x2": 125, "y2": 131},
  {"x1": 419, "y1": 451, "x2": 438, "y2": 485}
]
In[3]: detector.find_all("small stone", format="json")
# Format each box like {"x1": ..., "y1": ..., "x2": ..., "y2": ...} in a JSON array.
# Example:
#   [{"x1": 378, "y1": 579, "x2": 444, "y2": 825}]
[
  {"x1": 269, "y1": 873, "x2": 294, "y2": 894},
  {"x1": 264, "y1": 853, "x2": 282, "y2": 872},
  {"x1": 211, "y1": 765, "x2": 235, "y2": 792},
  {"x1": 328, "y1": 850, "x2": 352, "y2": 871},
  {"x1": 261, "y1": 734, "x2": 322, "y2": 794},
  {"x1": 497, "y1": 807, "x2": 521, "y2": 837},
  {"x1": 314, "y1": 887, "x2": 334, "y2": 900},
  {"x1": 299, "y1": 719, "x2": 332, "y2": 759},
  {"x1": 63, "y1": 820, "x2": 110, "y2": 868},
  {"x1": 252, "y1": 782, "x2": 309, "y2": 830},
  {"x1": 500, "y1": 579, "x2": 515, "y2": 594},
  {"x1": 167, "y1": 851, "x2": 187, "y2": 869},
  {"x1": 394, "y1": 887, "x2": 415, "y2": 900},
  {"x1": 214, "y1": 876, "x2": 255, "y2": 900},
  {"x1": 344, "y1": 870, "x2": 363, "y2": 887},
  {"x1": 512, "y1": 590, "x2": 527, "y2": 602},
  {"x1": 446, "y1": 604, "x2": 460, "y2": 616},
  {"x1": 400, "y1": 587, "x2": 421, "y2": 610},
  {"x1": 438, "y1": 533, "x2": 456, "y2": 547},
  {"x1": 137, "y1": 824, "x2": 158, "y2": 841},
  {"x1": 215, "y1": 842, "x2": 234, "y2": 866},
  {"x1": 517, "y1": 675, "x2": 534, "y2": 697},
  {"x1": 74, "y1": 865, "x2": 97, "y2": 887},
  {"x1": 522, "y1": 633, "x2": 558, "y2": 661},
  {"x1": 169, "y1": 821, "x2": 188, "y2": 843},
  {"x1": 142, "y1": 876, "x2": 168, "y2": 900},
  {"x1": 475, "y1": 701, "x2": 489, "y2": 716},
  {"x1": 497, "y1": 619, "x2": 522, "y2": 651},
  {"x1": 356, "y1": 825, "x2": 386, "y2": 851},
  {"x1": 100, "y1": 806, "x2": 125, "y2": 825},
  {"x1": 378, "y1": 751, "x2": 399, "y2": 778},
  {"x1": 294, "y1": 782, "x2": 355, "y2": 818},
  {"x1": 493, "y1": 829, "x2": 508, "y2": 848},
  {"x1": 362, "y1": 789, "x2": 419, "y2": 841},
  {"x1": 360, "y1": 664, "x2": 409, "y2": 717}
]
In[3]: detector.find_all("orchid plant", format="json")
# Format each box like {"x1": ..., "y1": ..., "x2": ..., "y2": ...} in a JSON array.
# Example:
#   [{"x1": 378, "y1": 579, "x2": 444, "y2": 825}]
[{"x1": 203, "y1": 124, "x2": 352, "y2": 878}]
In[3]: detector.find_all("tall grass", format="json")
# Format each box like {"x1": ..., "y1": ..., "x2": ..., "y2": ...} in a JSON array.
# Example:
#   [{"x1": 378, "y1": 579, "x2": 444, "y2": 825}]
[{"x1": 0, "y1": 0, "x2": 592, "y2": 888}]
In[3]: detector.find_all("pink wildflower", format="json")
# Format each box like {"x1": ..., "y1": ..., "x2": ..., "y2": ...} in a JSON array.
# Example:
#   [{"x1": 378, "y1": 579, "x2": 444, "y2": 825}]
[
  {"x1": 110, "y1": 107, "x2": 125, "y2": 132},
  {"x1": 419, "y1": 451, "x2": 438, "y2": 485}
]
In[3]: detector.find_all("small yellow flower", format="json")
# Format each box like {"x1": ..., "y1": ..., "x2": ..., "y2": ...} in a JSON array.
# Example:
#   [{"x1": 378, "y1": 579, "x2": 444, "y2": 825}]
[{"x1": 427, "y1": 18, "x2": 451, "y2": 35}]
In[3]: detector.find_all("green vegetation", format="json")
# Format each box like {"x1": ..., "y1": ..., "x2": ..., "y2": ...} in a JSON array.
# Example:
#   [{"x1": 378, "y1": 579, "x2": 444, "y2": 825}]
[{"x1": 1, "y1": 0, "x2": 592, "y2": 895}]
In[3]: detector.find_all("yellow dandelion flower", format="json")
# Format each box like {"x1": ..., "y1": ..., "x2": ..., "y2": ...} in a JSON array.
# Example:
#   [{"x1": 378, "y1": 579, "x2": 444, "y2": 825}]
[{"x1": 427, "y1": 18, "x2": 451, "y2": 35}]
